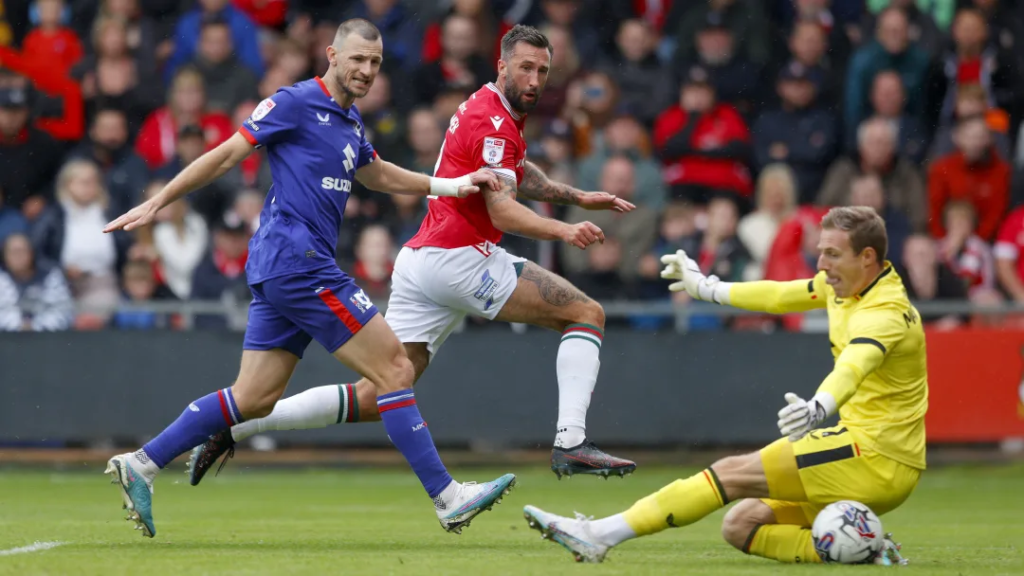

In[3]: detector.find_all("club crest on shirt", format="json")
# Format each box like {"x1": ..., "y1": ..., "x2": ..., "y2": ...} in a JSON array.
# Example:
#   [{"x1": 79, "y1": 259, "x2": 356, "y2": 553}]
[
  {"x1": 250, "y1": 97, "x2": 276, "y2": 122},
  {"x1": 483, "y1": 137, "x2": 505, "y2": 166}
]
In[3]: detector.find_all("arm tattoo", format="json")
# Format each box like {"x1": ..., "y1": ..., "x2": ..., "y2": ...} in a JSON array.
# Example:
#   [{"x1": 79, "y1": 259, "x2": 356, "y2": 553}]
[
  {"x1": 520, "y1": 262, "x2": 590, "y2": 307},
  {"x1": 518, "y1": 161, "x2": 580, "y2": 205}
]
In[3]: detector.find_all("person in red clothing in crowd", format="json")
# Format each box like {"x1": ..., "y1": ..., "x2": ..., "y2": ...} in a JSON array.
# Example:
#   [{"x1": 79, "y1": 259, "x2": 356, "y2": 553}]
[
  {"x1": 232, "y1": 0, "x2": 288, "y2": 30},
  {"x1": 939, "y1": 200, "x2": 996, "y2": 298},
  {"x1": 421, "y1": 0, "x2": 512, "y2": 66},
  {"x1": 994, "y1": 205, "x2": 1024, "y2": 305},
  {"x1": 21, "y1": 0, "x2": 82, "y2": 75},
  {"x1": 653, "y1": 65, "x2": 752, "y2": 208},
  {"x1": 351, "y1": 224, "x2": 395, "y2": 302},
  {"x1": 928, "y1": 114, "x2": 1010, "y2": 241},
  {"x1": 134, "y1": 66, "x2": 233, "y2": 170}
]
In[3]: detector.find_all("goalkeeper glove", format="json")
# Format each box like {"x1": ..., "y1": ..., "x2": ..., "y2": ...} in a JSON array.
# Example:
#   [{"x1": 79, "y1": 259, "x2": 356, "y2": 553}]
[
  {"x1": 659, "y1": 250, "x2": 730, "y2": 304},
  {"x1": 776, "y1": 392, "x2": 837, "y2": 440}
]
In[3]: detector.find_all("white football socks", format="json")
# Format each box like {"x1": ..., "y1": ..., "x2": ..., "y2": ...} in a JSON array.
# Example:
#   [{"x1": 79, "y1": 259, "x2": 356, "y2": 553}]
[
  {"x1": 230, "y1": 384, "x2": 350, "y2": 442},
  {"x1": 589, "y1": 513, "x2": 637, "y2": 546},
  {"x1": 554, "y1": 324, "x2": 603, "y2": 449}
]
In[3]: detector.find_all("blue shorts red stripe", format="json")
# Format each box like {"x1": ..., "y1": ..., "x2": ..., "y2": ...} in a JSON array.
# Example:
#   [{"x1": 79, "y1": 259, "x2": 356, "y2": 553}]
[{"x1": 243, "y1": 267, "x2": 379, "y2": 359}]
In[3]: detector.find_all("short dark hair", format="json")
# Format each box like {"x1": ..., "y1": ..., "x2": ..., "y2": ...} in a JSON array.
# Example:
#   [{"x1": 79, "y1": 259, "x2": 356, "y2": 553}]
[
  {"x1": 821, "y1": 206, "x2": 888, "y2": 263},
  {"x1": 200, "y1": 14, "x2": 230, "y2": 32},
  {"x1": 500, "y1": 24, "x2": 551, "y2": 61},
  {"x1": 335, "y1": 18, "x2": 381, "y2": 43}
]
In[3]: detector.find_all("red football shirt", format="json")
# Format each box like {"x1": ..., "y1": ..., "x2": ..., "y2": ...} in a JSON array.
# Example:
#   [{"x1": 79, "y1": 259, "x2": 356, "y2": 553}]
[
  {"x1": 406, "y1": 83, "x2": 527, "y2": 250},
  {"x1": 995, "y1": 207, "x2": 1024, "y2": 282}
]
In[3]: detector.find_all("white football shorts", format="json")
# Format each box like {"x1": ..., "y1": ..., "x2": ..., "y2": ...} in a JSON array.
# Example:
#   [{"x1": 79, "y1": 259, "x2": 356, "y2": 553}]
[{"x1": 385, "y1": 242, "x2": 526, "y2": 355}]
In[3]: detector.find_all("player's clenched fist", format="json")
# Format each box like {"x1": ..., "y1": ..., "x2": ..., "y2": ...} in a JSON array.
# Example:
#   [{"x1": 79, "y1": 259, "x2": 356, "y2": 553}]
[{"x1": 563, "y1": 221, "x2": 604, "y2": 250}]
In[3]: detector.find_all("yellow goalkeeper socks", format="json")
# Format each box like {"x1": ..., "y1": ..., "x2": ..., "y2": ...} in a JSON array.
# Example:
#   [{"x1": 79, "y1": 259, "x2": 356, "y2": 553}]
[
  {"x1": 622, "y1": 469, "x2": 728, "y2": 536},
  {"x1": 746, "y1": 524, "x2": 822, "y2": 564}
]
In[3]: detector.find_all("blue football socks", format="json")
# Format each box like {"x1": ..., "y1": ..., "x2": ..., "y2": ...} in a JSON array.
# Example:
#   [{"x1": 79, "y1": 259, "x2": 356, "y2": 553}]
[
  {"x1": 142, "y1": 388, "x2": 244, "y2": 468},
  {"x1": 377, "y1": 390, "x2": 453, "y2": 498}
]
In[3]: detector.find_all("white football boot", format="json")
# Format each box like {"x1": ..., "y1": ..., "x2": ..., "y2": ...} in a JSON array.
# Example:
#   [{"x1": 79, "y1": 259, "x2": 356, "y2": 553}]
[{"x1": 523, "y1": 505, "x2": 610, "y2": 563}]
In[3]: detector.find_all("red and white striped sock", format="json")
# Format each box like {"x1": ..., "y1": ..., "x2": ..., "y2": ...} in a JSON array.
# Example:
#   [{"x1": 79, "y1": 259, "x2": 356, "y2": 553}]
[{"x1": 555, "y1": 323, "x2": 603, "y2": 448}]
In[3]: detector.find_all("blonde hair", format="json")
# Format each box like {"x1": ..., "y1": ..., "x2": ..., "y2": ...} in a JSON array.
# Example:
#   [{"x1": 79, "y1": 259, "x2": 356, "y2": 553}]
[
  {"x1": 755, "y1": 163, "x2": 797, "y2": 213},
  {"x1": 56, "y1": 159, "x2": 109, "y2": 209},
  {"x1": 821, "y1": 206, "x2": 888, "y2": 263}
]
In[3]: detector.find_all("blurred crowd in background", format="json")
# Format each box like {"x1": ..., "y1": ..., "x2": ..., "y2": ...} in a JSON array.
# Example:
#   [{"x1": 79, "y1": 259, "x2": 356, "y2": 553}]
[{"x1": 3, "y1": 0, "x2": 1024, "y2": 333}]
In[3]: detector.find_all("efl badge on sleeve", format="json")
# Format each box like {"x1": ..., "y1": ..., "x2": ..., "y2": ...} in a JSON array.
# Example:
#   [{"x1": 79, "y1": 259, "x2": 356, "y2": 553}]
[
  {"x1": 250, "y1": 98, "x2": 276, "y2": 122},
  {"x1": 483, "y1": 137, "x2": 505, "y2": 166}
]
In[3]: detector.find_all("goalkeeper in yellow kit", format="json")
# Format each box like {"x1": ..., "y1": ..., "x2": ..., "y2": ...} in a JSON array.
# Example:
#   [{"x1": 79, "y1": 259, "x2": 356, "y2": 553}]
[{"x1": 523, "y1": 206, "x2": 926, "y2": 565}]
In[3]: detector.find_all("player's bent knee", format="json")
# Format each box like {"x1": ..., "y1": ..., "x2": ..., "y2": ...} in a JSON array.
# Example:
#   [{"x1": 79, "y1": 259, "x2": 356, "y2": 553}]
[
  {"x1": 721, "y1": 499, "x2": 775, "y2": 550},
  {"x1": 375, "y1": 353, "x2": 415, "y2": 394},
  {"x1": 582, "y1": 299, "x2": 606, "y2": 329}
]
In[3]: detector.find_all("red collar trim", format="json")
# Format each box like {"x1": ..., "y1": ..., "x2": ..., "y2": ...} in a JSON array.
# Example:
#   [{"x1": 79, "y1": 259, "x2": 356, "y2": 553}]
[{"x1": 315, "y1": 76, "x2": 332, "y2": 97}]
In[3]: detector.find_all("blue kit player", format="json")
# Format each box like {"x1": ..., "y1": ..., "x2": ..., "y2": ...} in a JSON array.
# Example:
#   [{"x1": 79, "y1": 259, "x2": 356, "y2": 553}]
[{"x1": 101, "y1": 19, "x2": 513, "y2": 538}]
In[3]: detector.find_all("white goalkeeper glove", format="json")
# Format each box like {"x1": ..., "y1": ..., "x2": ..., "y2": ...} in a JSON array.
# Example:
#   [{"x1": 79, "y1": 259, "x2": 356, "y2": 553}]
[
  {"x1": 777, "y1": 392, "x2": 838, "y2": 440},
  {"x1": 659, "y1": 249, "x2": 730, "y2": 304}
]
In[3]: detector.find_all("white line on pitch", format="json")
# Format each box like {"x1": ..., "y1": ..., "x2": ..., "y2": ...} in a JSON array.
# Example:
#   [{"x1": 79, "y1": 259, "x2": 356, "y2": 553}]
[{"x1": 0, "y1": 541, "x2": 65, "y2": 556}]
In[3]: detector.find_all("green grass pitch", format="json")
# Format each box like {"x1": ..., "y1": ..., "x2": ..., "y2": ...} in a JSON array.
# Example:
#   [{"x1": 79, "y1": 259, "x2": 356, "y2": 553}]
[{"x1": 0, "y1": 464, "x2": 1021, "y2": 575}]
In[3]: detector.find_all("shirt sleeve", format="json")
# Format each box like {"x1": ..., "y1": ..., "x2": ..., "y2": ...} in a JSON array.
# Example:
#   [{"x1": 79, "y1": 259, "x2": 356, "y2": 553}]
[
  {"x1": 356, "y1": 120, "x2": 377, "y2": 170},
  {"x1": 473, "y1": 121, "x2": 520, "y2": 183},
  {"x1": 727, "y1": 271, "x2": 829, "y2": 314},
  {"x1": 238, "y1": 90, "x2": 297, "y2": 149}
]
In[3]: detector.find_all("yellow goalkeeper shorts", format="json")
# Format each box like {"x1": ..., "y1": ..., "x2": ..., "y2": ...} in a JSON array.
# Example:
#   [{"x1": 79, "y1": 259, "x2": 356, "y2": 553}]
[{"x1": 758, "y1": 425, "x2": 920, "y2": 526}]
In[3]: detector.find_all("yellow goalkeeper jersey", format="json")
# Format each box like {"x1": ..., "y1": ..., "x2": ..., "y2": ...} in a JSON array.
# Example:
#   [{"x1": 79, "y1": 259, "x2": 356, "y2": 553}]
[{"x1": 729, "y1": 263, "x2": 928, "y2": 470}]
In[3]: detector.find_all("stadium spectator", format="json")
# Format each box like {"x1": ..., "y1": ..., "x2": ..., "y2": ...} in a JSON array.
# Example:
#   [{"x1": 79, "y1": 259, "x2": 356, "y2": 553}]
[
  {"x1": 677, "y1": 195, "x2": 753, "y2": 283},
  {"x1": 596, "y1": 19, "x2": 670, "y2": 127},
  {"x1": 0, "y1": 83, "x2": 63, "y2": 216},
  {"x1": 154, "y1": 124, "x2": 234, "y2": 225},
  {"x1": 108, "y1": 259, "x2": 169, "y2": 330},
  {"x1": 844, "y1": 7, "x2": 930, "y2": 140},
  {"x1": 232, "y1": 0, "x2": 289, "y2": 29},
  {"x1": 575, "y1": 115, "x2": 666, "y2": 211},
  {"x1": 21, "y1": 0, "x2": 83, "y2": 76},
  {"x1": 190, "y1": 214, "x2": 250, "y2": 330},
  {"x1": 900, "y1": 234, "x2": 967, "y2": 328},
  {"x1": 782, "y1": 19, "x2": 842, "y2": 106},
  {"x1": 0, "y1": 233, "x2": 73, "y2": 331},
  {"x1": 654, "y1": 65, "x2": 752, "y2": 206},
  {"x1": 98, "y1": 0, "x2": 166, "y2": 74},
  {"x1": 532, "y1": 0, "x2": 600, "y2": 70},
  {"x1": 848, "y1": 173, "x2": 911, "y2": 261},
  {"x1": 638, "y1": 201, "x2": 697, "y2": 295},
  {"x1": 818, "y1": 116, "x2": 926, "y2": 232},
  {"x1": 403, "y1": 107, "x2": 443, "y2": 176},
  {"x1": 258, "y1": 65, "x2": 293, "y2": 101},
  {"x1": 753, "y1": 61, "x2": 839, "y2": 204},
  {"x1": 928, "y1": 115, "x2": 1010, "y2": 241},
  {"x1": 676, "y1": 12, "x2": 763, "y2": 116},
  {"x1": 564, "y1": 71, "x2": 619, "y2": 158},
  {"x1": 67, "y1": 108, "x2": 148, "y2": 215},
  {"x1": 421, "y1": 0, "x2": 510, "y2": 66},
  {"x1": 73, "y1": 13, "x2": 163, "y2": 130},
  {"x1": 857, "y1": 0, "x2": 946, "y2": 58},
  {"x1": 971, "y1": 0, "x2": 1024, "y2": 70},
  {"x1": 150, "y1": 193, "x2": 208, "y2": 301},
  {"x1": 351, "y1": 224, "x2": 394, "y2": 302},
  {"x1": 995, "y1": 206, "x2": 1024, "y2": 303},
  {"x1": 220, "y1": 100, "x2": 271, "y2": 192},
  {"x1": 939, "y1": 200, "x2": 995, "y2": 298},
  {"x1": 561, "y1": 156, "x2": 658, "y2": 299},
  {"x1": 738, "y1": 164, "x2": 798, "y2": 280},
  {"x1": 930, "y1": 83, "x2": 1013, "y2": 162},
  {"x1": 762, "y1": 205, "x2": 829, "y2": 331},
  {"x1": 353, "y1": 72, "x2": 404, "y2": 163},
  {"x1": 527, "y1": 24, "x2": 583, "y2": 122},
  {"x1": 135, "y1": 67, "x2": 233, "y2": 170},
  {"x1": 232, "y1": 188, "x2": 264, "y2": 234},
  {"x1": 928, "y1": 8, "x2": 1022, "y2": 133},
  {"x1": 670, "y1": 0, "x2": 773, "y2": 68},
  {"x1": 165, "y1": 0, "x2": 264, "y2": 84},
  {"x1": 274, "y1": 38, "x2": 313, "y2": 83},
  {"x1": 31, "y1": 159, "x2": 129, "y2": 326},
  {"x1": 866, "y1": 0, "x2": 954, "y2": 31},
  {"x1": 403, "y1": 14, "x2": 491, "y2": 112},
  {"x1": 190, "y1": 16, "x2": 259, "y2": 115},
  {"x1": 863, "y1": 70, "x2": 928, "y2": 163},
  {"x1": 343, "y1": 0, "x2": 424, "y2": 72},
  {"x1": 0, "y1": 187, "x2": 28, "y2": 247}
]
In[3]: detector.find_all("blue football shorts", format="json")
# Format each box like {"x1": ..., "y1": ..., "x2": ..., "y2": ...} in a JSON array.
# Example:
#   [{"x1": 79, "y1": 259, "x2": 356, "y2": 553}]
[{"x1": 243, "y1": 266, "x2": 379, "y2": 359}]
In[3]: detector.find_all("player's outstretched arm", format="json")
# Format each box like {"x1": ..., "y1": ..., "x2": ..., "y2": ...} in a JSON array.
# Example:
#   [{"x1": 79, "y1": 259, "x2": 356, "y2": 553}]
[
  {"x1": 484, "y1": 175, "x2": 603, "y2": 249},
  {"x1": 659, "y1": 250, "x2": 827, "y2": 314},
  {"x1": 519, "y1": 161, "x2": 635, "y2": 213},
  {"x1": 104, "y1": 133, "x2": 254, "y2": 232},
  {"x1": 354, "y1": 160, "x2": 498, "y2": 198}
]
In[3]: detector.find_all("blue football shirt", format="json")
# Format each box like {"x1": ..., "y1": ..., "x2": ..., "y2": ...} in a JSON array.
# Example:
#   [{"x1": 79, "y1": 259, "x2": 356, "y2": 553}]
[{"x1": 238, "y1": 77, "x2": 377, "y2": 284}]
